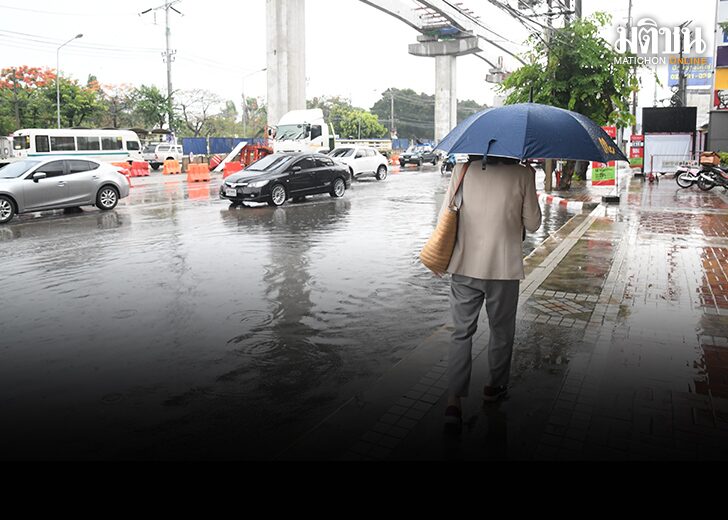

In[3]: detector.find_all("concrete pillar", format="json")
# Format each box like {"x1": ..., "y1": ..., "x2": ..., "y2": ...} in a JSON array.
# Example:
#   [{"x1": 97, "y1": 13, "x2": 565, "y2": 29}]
[
  {"x1": 408, "y1": 36, "x2": 480, "y2": 142},
  {"x1": 435, "y1": 55, "x2": 457, "y2": 142},
  {"x1": 266, "y1": 0, "x2": 306, "y2": 127}
]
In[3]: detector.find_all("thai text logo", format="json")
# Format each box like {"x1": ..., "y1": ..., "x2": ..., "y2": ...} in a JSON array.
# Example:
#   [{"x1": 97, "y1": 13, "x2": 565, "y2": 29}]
[{"x1": 614, "y1": 18, "x2": 707, "y2": 56}]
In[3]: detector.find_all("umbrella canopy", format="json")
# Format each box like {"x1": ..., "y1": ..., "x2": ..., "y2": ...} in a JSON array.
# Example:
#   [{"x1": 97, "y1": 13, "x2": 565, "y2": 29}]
[{"x1": 436, "y1": 103, "x2": 629, "y2": 163}]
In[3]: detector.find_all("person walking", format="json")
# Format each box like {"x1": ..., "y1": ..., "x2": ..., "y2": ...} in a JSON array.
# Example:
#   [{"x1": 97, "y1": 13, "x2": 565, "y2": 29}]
[{"x1": 439, "y1": 155, "x2": 542, "y2": 426}]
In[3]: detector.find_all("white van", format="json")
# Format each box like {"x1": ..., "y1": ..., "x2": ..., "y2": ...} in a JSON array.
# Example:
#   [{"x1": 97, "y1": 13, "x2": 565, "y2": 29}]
[
  {"x1": 142, "y1": 142, "x2": 184, "y2": 170},
  {"x1": 11, "y1": 129, "x2": 142, "y2": 164}
]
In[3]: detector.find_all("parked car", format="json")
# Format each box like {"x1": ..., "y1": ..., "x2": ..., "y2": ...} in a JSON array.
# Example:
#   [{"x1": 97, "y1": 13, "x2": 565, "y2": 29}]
[
  {"x1": 329, "y1": 146, "x2": 388, "y2": 181},
  {"x1": 142, "y1": 143, "x2": 184, "y2": 170},
  {"x1": 399, "y1": 145, "x2": 439, "y2": 167},
  {"x1": 220, "y1": 152, "x2": 351, "y2": 207},
  {"x1": 0, "y1": 157, "x2": 130, "y2": 224}
]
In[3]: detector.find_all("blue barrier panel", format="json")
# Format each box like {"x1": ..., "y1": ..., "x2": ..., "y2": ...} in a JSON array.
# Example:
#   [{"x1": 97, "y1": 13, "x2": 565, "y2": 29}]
[{"x1": 182, "y1": 138, "x2": 207, "y2": 155}]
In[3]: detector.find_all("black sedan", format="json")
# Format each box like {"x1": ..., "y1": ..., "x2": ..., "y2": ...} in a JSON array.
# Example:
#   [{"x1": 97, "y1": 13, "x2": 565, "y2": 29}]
[
  {"x1": 399, "y1": 146, "x2": 439, "y2": 167},
  {"x1": 220, "y1": 153, "x2": 351, "y2": 207}
]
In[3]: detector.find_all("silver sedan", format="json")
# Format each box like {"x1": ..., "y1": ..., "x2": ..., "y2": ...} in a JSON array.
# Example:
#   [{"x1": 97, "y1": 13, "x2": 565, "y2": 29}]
[{"x1": 0, "y1": 157, "x2": 130, "y2": 224}]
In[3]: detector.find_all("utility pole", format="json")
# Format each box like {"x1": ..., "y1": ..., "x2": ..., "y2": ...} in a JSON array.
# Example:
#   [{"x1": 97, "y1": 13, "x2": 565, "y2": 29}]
[
  {"x1": 11, "y1": 67, "x2": 20, "y2": 129},
  {"x1": 140, "y1": 1, "x2": 182, "y2": 134},
  {"x1": 390, "y1": 91, "x2": 395, "y2": 137},
  {"x1": 628, "y1": 0, "x2": 638, "y2": 134},
  {"x1": 678, "y1": 21, "x2": 692, "y2": 107},
  {"x1": 544, "y1": 0, "x2": 554, "y2": 192}
]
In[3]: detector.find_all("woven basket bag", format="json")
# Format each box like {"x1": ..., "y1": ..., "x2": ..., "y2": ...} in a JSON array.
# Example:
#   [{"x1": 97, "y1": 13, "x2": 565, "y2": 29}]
[{"x1": 419, "y1": 162, "x2": 471, "y2": 274}]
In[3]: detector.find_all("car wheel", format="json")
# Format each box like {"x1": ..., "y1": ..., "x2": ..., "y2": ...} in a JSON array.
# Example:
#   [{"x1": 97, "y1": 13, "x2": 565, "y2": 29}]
[
  {"x1": 415, "y1": 160, "x2": 422, "y2": 167},
  {"x1": 432, "y1": 158, "x2": 438, "y2": 165},
  {"x1": 97, "y1": 186, "x2": 119, "y2": 211},
  {"x1": 399, "y1": 161, "x2": 405, "y2": 167},
  {"x1": 0, "y1": 195, "x2": 16, "y2": 224},
  {"x1": 376, "y1": 165, "x2": 388, "y2": 181},
  {"x1": 150, "y1": 162, "x2": 160, "y2": 170},
  {"x1": 330, "y1": 177, "x2": 346, "y2": 198},
  {"x1": 268, "y1": 184, "x2": 287, "y2": 207}
]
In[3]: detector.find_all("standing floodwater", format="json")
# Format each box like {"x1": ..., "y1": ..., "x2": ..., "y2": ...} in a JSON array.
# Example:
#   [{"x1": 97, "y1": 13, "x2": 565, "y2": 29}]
[{"x1": 0, "y1": 166, "x2": 574, "y2": 459}]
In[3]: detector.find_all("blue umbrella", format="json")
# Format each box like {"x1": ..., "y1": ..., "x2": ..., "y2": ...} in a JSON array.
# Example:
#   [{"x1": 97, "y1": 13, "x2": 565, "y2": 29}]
[{"x1": 436, "y1": 103, "x2": 628, "y2": 163}]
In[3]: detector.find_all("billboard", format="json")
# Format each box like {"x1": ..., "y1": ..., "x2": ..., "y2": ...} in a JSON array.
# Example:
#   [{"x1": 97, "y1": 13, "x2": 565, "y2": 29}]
[
  {"x1": 591, "y1": 126, "x2": 617, "y2": 187},
  {"x1": 667, "y1": 58, "x2": 713, "y2": 88}
]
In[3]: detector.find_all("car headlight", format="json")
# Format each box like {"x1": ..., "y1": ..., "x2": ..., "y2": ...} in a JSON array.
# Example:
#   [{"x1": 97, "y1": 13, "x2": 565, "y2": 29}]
[{"x1": 249, "y1": 180, "x2": 269, "y2": 188}]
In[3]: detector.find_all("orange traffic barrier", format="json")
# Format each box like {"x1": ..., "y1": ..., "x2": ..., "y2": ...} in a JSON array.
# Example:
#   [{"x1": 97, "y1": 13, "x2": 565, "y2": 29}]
[
  {"x1": 129, "y1": 161, "x2": 150, "y2": 177},
  {"x1": 389, "y1": 154, "x2": 400, "y2": 165},
  {"x1": 223, "y1": 161, "x2": 243, "y2": 179},
  {"x1": 187, "y1": 163, "x2": 211, "y2": 183},
  {"x1": 163, "y1": 159, "x2": 181, "y2": 175}
]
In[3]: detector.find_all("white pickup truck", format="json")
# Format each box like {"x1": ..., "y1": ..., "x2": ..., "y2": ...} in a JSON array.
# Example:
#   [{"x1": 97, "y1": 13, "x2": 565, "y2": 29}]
[{"x1": 142, "y1": 142, "x2": 184, "y2": 170}]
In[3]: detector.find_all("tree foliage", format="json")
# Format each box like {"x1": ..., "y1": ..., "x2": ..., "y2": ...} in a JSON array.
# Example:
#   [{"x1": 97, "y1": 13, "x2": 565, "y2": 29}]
[
  {"x1": 307, "y1": 96, "x2": 388, "y2": 139},
  {"x1": 499, "y1": 13, "x2": 639, "y2": 189},
  {"x1": 499, "y1": 13, "x2": 638, "y2": 128}
]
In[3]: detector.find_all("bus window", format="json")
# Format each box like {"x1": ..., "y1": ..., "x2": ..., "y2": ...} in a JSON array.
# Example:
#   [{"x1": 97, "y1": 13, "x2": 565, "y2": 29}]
[
  {"x1": 102, "y1": 137, "x2": 123, "y2": 151},
  {"x1": 13, "y1": 135, "x2": 30, "y2": 150},
  {"x1": 126, "y1": 141, "x2": 141, "y2": 151},
  {"x1": 50, "y1": 136, "x2": 76, "y2": 152},
  {"x1": 77, "y1": 136, "x2": 101, "y2": 151},
  {"x1": 35, "y1": 135, "x2": 50, "y2": 153}
]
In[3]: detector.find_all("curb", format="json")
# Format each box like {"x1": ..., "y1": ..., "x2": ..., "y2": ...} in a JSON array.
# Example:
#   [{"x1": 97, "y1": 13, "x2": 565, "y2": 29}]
[{"x1": 537, "y1": 192, "x2": 599, "y2": 211}]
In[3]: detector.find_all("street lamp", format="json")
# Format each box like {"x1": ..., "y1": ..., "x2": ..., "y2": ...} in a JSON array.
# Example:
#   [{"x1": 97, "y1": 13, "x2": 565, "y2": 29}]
[
  {"x1": 56, "y1": 33, "x2": 83, "y2": 129},
  {"x1": 241, "y1": 67, "x2": 266, "y2": 137}
]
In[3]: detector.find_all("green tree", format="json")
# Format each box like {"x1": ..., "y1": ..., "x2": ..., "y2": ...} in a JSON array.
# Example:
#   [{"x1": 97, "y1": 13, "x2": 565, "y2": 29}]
[
  {"x1": 307, "y1": 96, "x2": 387, "y2": 139},
  {"x1": 133, "y1": 85, "x2": 169, "y2": 129},
  {"x1": 499, "y1": 13, "x2": 639, "y2": 189},
  {"x1": 0, "y1": 66, "x2": 56, "y2": 133},
  {"x1": 53, "y1": 77, "x2": 104, "y2": 127},
  {"x1": 242, "y1": 97, "x2": 267, "y2": 137},
  {"x1": 337, "y1": 109, "x2": 388, "y2": 139}
]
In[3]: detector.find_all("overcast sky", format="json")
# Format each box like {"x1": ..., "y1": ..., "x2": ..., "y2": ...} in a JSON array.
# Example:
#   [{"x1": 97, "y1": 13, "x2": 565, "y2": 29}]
[{"x1": 0, "y1": 0, "x2": 717, "y2": 116}]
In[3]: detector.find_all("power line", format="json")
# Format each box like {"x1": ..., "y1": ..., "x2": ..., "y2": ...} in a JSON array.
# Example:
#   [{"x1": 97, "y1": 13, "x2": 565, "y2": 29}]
[{"x1": 0, "y1": 3, "x2": 136, "y2": 17}]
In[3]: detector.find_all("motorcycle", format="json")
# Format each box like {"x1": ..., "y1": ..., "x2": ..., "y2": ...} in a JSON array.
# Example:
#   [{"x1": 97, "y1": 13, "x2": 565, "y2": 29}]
[
  {"x1": 441, "y1": 154, "x2": 456, "y2": 176},
  {"x1": 675, "y1": 165, "x2": 702, "y2": 188},
  {"x1": 697, "y1": 165, "x2": 728, "y2": 191}
]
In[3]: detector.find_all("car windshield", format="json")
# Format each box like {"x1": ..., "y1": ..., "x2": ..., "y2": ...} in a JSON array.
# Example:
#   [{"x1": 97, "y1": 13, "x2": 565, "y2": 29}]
[
  {"x1": 276, "y1": 124, "x2": 309, "y2": 141},
  {"x1": 143, "y1": 144, "x2": 157, "y2": 153},
  {"x1": 247, "y1": 154, "x2": 295, "y2": 172},
  {"x1": 0, "y1": 160, "x2": 40, "y2": 179},
  {"x1": 329, "y1": 148, "x2": 354, "y2": 158}
]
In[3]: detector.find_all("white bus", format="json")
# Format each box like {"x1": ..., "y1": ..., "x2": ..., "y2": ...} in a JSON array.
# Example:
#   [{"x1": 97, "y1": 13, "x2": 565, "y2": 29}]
[{"x1": 10, "y1": 129, "x2": 143, "y2": 164}]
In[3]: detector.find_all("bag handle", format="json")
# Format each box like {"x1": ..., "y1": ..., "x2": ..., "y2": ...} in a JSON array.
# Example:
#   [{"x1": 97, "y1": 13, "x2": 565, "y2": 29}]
[{"x1": 448, "y1": 162, "x2": 471, "y2": 209}]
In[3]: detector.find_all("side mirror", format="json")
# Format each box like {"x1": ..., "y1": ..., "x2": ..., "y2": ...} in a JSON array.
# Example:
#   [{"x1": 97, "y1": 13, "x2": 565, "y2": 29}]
[
  {"x1": 32, "y1": 172, "x2": 47, "y2": 182},
  {"x1": 291, "y1": 166, "x2": 302, "y2": 173}
]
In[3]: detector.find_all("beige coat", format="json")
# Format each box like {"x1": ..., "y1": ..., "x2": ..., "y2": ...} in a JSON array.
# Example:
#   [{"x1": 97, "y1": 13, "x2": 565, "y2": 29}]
[{"x1": 439, "y1": 159, "x2": 542, "y2": 280}]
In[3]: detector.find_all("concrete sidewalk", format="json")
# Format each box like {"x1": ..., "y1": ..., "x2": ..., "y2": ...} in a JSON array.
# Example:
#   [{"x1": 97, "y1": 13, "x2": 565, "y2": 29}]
[{"x1": 280, "y1": 175, "x2": 728, "y2": 460}]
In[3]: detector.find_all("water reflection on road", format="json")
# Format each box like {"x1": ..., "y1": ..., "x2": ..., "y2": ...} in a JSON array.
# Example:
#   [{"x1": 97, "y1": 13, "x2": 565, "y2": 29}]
[{"x1": 0, "y1": 166, "x2": 575, "y2": 459}]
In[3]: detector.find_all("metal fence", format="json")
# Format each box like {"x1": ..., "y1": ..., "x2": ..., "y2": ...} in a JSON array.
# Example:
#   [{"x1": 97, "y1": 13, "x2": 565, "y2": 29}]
[{"x1": 646, "y1": 153, "x2": 702, "y2": 174}]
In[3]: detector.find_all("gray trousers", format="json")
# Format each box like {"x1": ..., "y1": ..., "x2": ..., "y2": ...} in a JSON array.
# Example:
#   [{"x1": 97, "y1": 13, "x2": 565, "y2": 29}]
[{"x1": 448, "y1": 274, "x2": 520, "y2": 397}]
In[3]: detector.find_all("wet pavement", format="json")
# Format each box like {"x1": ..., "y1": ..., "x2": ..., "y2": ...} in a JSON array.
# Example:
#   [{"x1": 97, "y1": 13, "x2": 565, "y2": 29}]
[
  {"x1": 0, "y1": 164, "x2": 575, "y2": 460},
  {"x1": 284, "y1": 176, "x2": 728, "y2": 460}
]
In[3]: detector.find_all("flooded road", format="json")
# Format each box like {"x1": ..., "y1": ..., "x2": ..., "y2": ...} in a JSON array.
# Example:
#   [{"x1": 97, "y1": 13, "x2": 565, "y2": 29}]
[{"x1": 0, "y1": 165, "x2": 575, "y2": 459}]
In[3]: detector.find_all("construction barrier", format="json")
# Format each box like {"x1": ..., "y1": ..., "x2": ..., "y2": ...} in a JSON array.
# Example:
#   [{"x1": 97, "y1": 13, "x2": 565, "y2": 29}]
[
  {"x1": 163, "y1": 159, "x2": 181, "y2": 175},
  {"x1": 187, "y1": 163, "x2": 211, "y2": 183},
  {"x1": 389, "y1": 154, "x2": 400, "y2": 165},
  {"x1": 129, "y1": 161, "x2": 150, "y2": 177},
  {"x1": 223, "y1": 161, "x2": 243, "y2": 179}
]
